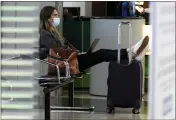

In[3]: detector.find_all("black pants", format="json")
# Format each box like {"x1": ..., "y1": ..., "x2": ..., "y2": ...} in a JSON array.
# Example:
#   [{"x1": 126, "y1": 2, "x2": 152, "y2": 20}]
[{"x1": 77, "y1": 49, "x2": 128, "y2": 72}]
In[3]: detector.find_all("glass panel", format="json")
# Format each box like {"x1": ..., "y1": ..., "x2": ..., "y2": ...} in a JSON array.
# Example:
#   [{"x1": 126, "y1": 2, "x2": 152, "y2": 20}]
[{"x1": 0, "y1": 2, "x2": 39, "y2": 120}]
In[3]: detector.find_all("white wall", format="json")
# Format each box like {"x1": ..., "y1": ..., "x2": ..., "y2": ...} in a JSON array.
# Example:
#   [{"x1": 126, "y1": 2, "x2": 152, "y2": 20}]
[{"x1": 63, "y1": 2, "x2": 92, "y2": 16}]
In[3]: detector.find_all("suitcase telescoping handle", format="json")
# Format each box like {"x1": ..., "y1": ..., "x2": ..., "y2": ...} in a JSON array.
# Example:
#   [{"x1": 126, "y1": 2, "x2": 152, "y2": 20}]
[{"x1": 117, "y1": 21, "x2": 132, "y2": 64}]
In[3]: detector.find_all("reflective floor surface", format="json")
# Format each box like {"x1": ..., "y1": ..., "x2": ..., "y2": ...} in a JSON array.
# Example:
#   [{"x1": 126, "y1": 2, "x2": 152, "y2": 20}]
[{"x1": 37, "y1": 90, "x2": 148, "y2": 120}]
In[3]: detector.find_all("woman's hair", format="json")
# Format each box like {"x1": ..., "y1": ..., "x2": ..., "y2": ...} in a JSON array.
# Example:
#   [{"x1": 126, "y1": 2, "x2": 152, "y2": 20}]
[
  {"x1": 39, "y1": 6, "x2": 64, "y2": 41},
  {"x1": 39, "y1": 6, "x2": 55, "y2": 31}
]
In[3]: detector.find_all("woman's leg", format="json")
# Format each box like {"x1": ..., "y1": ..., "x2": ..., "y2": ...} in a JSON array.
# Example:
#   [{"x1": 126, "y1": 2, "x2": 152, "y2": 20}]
[
  {"x1": 77, "y1": 49, "x2": 128, "y2": 72},
  {"x1": 78, "y1": 35, "x2": 149, "y2": 72},
  {"x1": 56, "y1": 49, "x2": 127, "y2": 74}
]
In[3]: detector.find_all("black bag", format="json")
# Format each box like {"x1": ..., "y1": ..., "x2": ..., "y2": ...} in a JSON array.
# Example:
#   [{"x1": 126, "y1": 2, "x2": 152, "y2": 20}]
[{"x1": 106, "y1": 21, "x2": 143, "y2": 114}]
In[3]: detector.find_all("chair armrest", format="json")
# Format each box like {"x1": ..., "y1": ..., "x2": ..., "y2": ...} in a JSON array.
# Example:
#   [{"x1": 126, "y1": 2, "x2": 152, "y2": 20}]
[
  {"x1": 40, "y1": 82, "x2": 60, "y2": 87},
  {"x1": 19, "y1": 54, "x2": 64, "y2": 67},
  {"x1": 4, "y1": 54, "x2": 71, "y2": 83},
  {"x1": 35, "y1": 58, "x2": 56, "y2": 66},
  {"x1": 35, "y1": 58, "x2": 71, "y2": 83}
]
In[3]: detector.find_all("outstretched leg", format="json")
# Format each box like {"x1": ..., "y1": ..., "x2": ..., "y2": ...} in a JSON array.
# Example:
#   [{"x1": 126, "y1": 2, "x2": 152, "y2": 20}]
[
  {"x1": 78, "y1": 35, "x2": 149, "y2": 72},
  {"x1": 77, "y1": 49, "x2": 128, "y2": 72}
]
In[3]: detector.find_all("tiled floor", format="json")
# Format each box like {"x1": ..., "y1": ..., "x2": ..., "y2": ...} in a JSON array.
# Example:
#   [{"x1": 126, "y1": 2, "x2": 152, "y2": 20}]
[{"x1": 38, "y1": 90, "x2": 148, "y2": 120}]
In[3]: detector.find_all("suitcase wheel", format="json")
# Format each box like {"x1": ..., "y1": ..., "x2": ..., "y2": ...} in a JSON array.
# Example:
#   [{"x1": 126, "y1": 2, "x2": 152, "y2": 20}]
[
  {"x1": 106, "y1": 106, "x2": 115, "y2": 114},
  {"x1": 132, "y1": 108, "x2": 140, "y2": 114}
]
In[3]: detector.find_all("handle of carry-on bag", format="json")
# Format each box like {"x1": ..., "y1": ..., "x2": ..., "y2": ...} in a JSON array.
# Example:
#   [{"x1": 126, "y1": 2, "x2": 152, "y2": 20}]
[{"x1": 117, "y1": 21, "x2": 132, "y2": 64}]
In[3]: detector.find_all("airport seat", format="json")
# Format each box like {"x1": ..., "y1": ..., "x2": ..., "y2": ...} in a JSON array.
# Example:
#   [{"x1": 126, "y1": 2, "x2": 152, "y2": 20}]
[{"x1": 3, "y1": 50, "x2": 94, "y2": 120}]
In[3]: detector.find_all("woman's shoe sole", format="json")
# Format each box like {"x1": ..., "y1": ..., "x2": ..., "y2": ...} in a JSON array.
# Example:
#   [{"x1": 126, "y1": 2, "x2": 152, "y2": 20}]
[{"x1": 136, "y1": 36, "x2": 149, "y2": 56}]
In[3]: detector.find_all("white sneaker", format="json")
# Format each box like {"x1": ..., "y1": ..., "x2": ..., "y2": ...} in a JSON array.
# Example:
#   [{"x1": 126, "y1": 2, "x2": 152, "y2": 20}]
[{"x1": 127, "y1": 36, "x2": 149, "y2": 61}]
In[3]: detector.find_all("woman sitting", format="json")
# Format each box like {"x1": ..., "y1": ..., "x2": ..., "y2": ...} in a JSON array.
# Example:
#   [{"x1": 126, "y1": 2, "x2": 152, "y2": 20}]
[{"x1": 39, "y1": 6, "x2": 149, "y2": 75}]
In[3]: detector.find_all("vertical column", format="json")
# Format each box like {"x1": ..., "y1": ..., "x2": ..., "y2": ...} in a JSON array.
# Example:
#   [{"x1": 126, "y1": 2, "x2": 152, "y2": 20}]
[
  {"x1": 56, "y1": 2, "x2": 63, "y2": 36},
  {"x1": 148, "y1": 2, "x2": 175, "y2": 119}
]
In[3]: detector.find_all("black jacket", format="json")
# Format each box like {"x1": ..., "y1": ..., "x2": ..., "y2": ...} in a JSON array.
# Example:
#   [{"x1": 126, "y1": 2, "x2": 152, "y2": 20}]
[{"x1": 39, "y1": 29, "x2": 77, "y2": 59}]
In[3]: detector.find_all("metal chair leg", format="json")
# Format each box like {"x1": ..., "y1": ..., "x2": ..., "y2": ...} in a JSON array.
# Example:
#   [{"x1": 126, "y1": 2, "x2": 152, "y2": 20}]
[
  {"x1": 44, "y1": 88, "x2": 50, "y2": 120},
  {"x1": 68, "y1": 82, "x2": 74, "y2": 107},
  {"x1": 50, "y1": 81, "x2": 95, "y2": 112}
]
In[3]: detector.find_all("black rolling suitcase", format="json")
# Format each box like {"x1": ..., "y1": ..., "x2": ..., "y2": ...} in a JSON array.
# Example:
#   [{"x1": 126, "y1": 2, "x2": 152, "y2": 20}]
[{"x1": 106, "y1": 21, "x2": 143, "y2": 114}]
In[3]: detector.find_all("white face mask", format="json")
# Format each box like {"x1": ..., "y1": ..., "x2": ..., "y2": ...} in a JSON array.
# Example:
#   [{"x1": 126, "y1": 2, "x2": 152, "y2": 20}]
[{"x1": 51, "y1": 18, "x2": 60, "y2": 27}]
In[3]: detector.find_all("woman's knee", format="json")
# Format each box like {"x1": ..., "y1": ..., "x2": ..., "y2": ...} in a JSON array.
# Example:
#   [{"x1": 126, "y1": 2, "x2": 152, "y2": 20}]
[{"x1": 95, "y1": 49, "x2": 109, "y2": 60}]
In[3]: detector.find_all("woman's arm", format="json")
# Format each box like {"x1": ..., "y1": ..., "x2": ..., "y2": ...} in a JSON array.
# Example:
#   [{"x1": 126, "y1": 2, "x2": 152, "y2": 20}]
[{"x1": 40, "y1": 30, "x2": 60, "y2": 49}]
